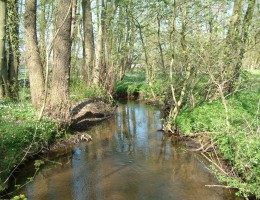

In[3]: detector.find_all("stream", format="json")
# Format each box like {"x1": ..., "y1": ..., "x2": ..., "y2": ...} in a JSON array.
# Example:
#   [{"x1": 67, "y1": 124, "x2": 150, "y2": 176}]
[{"x1": 12, "y1": 101, "x2": 240, "y2": 200}]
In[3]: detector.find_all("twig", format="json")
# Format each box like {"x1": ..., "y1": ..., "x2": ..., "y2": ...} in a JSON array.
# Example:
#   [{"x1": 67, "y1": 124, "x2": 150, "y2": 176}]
[
  {"x1": 201, "y1": 152, "x2": 228, "y2": 176},
  {"x1": 205, "y1": 184, "x2": 238, "y2": 189}
]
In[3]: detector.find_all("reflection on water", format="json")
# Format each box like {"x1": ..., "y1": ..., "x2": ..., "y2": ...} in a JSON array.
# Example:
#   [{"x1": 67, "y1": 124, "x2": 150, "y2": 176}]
[{"x1": 17, "y1": 101, "x2": 240, "y2": 200}]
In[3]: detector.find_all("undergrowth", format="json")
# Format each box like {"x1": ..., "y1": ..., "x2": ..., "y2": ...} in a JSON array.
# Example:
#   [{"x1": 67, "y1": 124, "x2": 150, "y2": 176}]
[
  {"x1": 70, "y1": 78, "x2": 108, "y2": 102},
  {"x1": 0, "y1": 100, "x2": 58, "y2": 192},
  {"x1": 175, "y1": 72, "x2": 260, "y2": 198},
  {"x1": 115, "y1": 70, "x2": 168, "y2": 104}
]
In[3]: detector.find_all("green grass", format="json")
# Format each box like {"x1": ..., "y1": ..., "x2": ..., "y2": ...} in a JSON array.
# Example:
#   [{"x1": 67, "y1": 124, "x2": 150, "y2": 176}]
[
  {"x1": 115, "y1": 70, "x2": 169, "y2": 104},
  {"x1": 115, "y1": 70, "x2": 146, "y2": 97},
  {"x1": 70, "y1": 78, "x2": 108, "y2": 102},
  {"x1": 0, "y1": 100, "x2": 57, "y2": 191}
]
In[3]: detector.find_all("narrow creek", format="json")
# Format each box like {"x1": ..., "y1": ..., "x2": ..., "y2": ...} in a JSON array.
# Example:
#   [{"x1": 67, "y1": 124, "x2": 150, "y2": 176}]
[{"x1": 13, "y1": 101, "x2": 240, "y2": 200}]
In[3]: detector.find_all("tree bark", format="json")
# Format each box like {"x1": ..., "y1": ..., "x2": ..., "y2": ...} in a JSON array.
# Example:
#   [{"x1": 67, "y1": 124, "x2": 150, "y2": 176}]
[
  {"x1": 82, "y1": 0, "x2": 95, "y2": 84},
  {"x1": 7, "y1": 0, "x2": 20, "y2": 99},
  {"x1": 48, "y1": 0, "x2": 72, "y2": 122},
  {"x1": 25, "y1": 0, "x2": 45, "y2": 108},
  {"x1": 39, "y1": 0, "x2": 47, "y2": 67},
  {"x1": 156, "y1": 2, "x2": 165, "y2": 69},
  {"x1": 71, "y1": 0, "x2": 77, "y2": 40},
  {"x1": 233, "y1": 0, "x2": 256, "y2": 80},
  {"x1": 0, "y1": 0, "x2": 6, "y2": 99},
  {"x1": 226, "y1": 0, "x2": 256, "y2": 92},
  {"x1": 93, "y1": 0, "x2": 105, "y2": 85},
  {"x1": 103, "y1": 0, "x2": 118, "y2": 94}
]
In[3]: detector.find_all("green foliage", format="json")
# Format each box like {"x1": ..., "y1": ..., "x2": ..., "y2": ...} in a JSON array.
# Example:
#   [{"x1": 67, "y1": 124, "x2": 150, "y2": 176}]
[
  {"x1": 115, "y1": 71, "x2": 146, "y2": 97},
  {"x1": 116, "y1": 70, "x2": 168, "y2": 104},
  {"x1": 216, "y1": 132, "x2": 260, "y2": 198},
  {"x1": 176, "y1": 87, "x2": 260, "y2": 198},
  {"x1": 176, "y1": 90, "x2": 259, "y2": 135},
  {"x1": 70, "y1": 78, "x2": 107, "y2": 101},
  {"x1": 0, "y1": 100, "x2": 57, "y2": 191},
  {"x1": 140, "y1": 76, "x2": 168, "y2": 101},
  {"x1": 11, "y1": 194, "x2": 28, "y2": 200}
]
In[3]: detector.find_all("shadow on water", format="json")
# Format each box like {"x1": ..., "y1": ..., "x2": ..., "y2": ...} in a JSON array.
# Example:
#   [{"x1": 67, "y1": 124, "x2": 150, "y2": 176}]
[{"x1": 10, "y1": 101, "x2": 242, "y2": 200}]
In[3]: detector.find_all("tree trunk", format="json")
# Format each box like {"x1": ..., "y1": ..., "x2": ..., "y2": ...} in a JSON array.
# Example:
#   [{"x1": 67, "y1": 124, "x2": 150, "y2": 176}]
[
  {"x1": 226, "y1": 0, "x2": 256, "y2": 92},
  {"x1": 103, "y1": 1, "x2": 118, "y2": 94},
  {"x1": 82, "y1": 0, "x2": 95, "y2": 84},
  {"x1": 7, "y1": 0, "x2": 20, "y2": 99},
  {"x1": 156, "y1": 2, "x2": 165, "y2": 69},
  {"x1": 48, "y1": 0, "x2": 72, "y2": 122},
  {"x1": 25, "y1": 0, "x2": 45, "y2": 108},
  {"x1": 233, "y1": 0, "x2": 256, "y2": 80},
  {"x1": 165, "y1": 2, "x2": 191, "y2": 132},
  {"x1": 39, "y1": 0, "x2": 47, "y2": 67},
  {"x1": 93, "y1": 0, "x2": 104, "y2": 85},
  {"x1": 0, "y1": 0, "x2": 6, "y2": 99}
]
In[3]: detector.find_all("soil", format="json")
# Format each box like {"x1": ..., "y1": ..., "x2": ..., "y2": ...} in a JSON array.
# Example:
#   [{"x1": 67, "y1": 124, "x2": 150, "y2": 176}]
[{"x1": 49, "y1": 97, "x2": 117, "y2": 151}]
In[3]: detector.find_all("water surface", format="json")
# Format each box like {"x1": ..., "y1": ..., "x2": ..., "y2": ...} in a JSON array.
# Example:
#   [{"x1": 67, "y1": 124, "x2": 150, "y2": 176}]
[{"x1": 15, "y1": 101, "x2": 240, "y2": 200}]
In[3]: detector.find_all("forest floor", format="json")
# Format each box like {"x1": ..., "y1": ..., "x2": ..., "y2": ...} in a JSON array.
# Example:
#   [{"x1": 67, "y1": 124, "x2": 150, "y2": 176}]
[{"x1": 115, "y1": 69, "x2": 260, "y2": 199}]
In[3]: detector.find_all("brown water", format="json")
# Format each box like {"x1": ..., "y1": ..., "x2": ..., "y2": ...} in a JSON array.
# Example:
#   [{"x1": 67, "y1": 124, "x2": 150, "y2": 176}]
[{"x1": 13, "y1": 101, "x2": 240, "y2": 200}]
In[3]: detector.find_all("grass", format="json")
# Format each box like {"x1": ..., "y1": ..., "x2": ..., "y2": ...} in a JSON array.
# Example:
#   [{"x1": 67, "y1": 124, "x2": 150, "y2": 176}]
[
  {"x1": 70, "y1": 77, "x2": 108, "y2": 102},
  {"x1": 115, "y1": 70, "x2": 146, "y2": 98},
  {"x1": 115, "y1": 69, "x2": 168, "y2": 104},
  {"x1": 0, "y1": 100, "x2": 58, "y2": 191}
]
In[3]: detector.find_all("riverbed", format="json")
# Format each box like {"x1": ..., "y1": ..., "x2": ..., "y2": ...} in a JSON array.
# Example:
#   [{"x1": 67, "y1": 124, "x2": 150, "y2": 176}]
[{"x1": 12, "y1": 101, "x2": 240, "y2": 200}]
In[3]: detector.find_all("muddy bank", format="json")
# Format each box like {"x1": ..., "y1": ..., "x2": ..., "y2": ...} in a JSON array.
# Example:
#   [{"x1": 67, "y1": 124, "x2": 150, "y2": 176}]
[{"x1": 50, "y1": 98, "x2": 117, "y2": 151}]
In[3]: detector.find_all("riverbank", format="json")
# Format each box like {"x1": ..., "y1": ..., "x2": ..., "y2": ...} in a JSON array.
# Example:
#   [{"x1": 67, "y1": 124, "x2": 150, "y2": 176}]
[
  {"x1": 0, "y1": 95, "x2": 115, "y2": 194},
  {"x1": 115, "y1": 69, "x2": 260, "y2": 199},
  {"x1": 176, "y1": 90, "x2": 260, "y2": 199},
  {"x1": 0, "y1": 100, "x2": 58, "y2": 192},
  {"x1": 5, "y1": 101, "x2": 241, "y2": 200}
]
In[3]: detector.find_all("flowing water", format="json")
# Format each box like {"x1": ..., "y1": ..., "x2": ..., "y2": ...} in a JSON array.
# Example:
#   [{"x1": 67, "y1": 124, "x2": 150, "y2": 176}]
[{"x1": 13, "y1": 101, "x2": 241, "y2": 200}]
